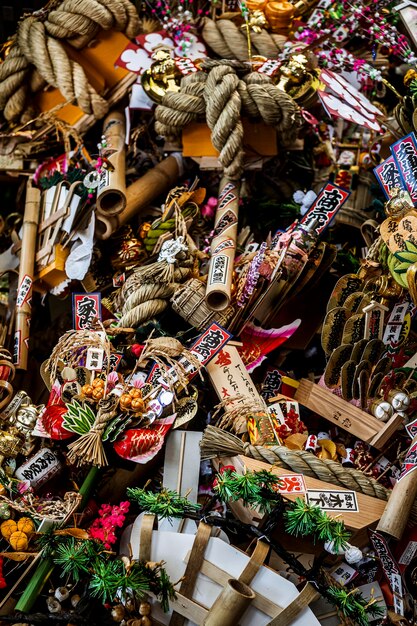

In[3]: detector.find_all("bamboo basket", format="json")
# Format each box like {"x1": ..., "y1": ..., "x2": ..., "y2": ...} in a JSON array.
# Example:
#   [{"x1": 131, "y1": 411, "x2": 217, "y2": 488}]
[{"x1": 171, "y1": 279, "x2": 235, "y2": 331}]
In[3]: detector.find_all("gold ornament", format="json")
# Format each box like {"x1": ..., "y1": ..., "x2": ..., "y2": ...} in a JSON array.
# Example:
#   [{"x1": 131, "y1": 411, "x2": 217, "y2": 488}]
[
  {"x1": 141, "y1": 47, "x2": 181, "y2": 104},
  {"x1": 385, "y1": 188, "x2": 414, "y2": 218},
  {"x1": 264, "y1": 1, "x2": 294, "y2": 31},
  {"x1": 82, "y1": 384, "x2": 94, "y2": 397},
  {"x1": 17, "y1": 517, "x2": 35, "y2": 535},
  {"x1": 9, "y1": 530, "x2": 29, "y2": 551},
  {"x1": 128, "y1": 388, "x2": 142, "y2": 399},
  {"x1": 92, "y1": 378, "x2": 105, "y2": 389},
  {"x1": 243, "y1": 10, "x2": 269, "y2": 32},
  {"x1": 120, "y1": 394, "x2": 132, "y2": 410},
  {"x1": 1, "y1": 519, "x2": 17, "y2": 540},
  {"x1": 92, "y1": 388, "x2": 105, "y2": 401},
  {"x1": 131, "y1": 398, "x2": 145, "y2": 413}
]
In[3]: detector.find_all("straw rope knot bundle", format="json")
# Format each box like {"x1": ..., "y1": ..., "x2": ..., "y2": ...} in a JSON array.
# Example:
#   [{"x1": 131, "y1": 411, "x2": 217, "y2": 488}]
[
  {"x1": 202, "y1": 18, "x2": 287, "y2": 60},
  {"x1": 0, "y1": 0, "x2": 140, "y2": 123},
  {"x1": 155, "y1": 60, "x2": 302, "y2": 180}
]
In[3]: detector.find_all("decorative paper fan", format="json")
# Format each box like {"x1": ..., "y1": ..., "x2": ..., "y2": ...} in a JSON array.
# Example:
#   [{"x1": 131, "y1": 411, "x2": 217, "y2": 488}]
[{"x1": 239, "y1": 319, "x2": 302, "y2": 372}]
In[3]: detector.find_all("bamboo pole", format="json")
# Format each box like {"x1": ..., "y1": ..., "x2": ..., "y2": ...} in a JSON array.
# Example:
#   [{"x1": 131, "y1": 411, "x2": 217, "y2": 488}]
[
  {"x1": 96, "y1": 110, "x2": 127, "y2": 216},
  {"x1": 376, "y1": 435, "x2": 417, "y2": 540},
  {"x1": 203, "y1": 578, "x2": 255, "y2": 626},
  {"x1": 205, "y1": 177, "x2": 239, "y2": 311},
  {"x1": 95, "y1": 155, "x2": 183, "y2": 240},
  {"x1": 15, "y1": 180, "x2": 41, "y2": 370}
]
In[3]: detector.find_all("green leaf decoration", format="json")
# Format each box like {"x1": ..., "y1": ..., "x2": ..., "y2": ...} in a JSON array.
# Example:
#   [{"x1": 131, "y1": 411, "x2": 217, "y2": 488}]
[
  {"x1": 103, "y1": 414, "x2": 131, "y2": 442},
  {"x1": 63, "y1": 400, "x2": 96, "y2": 435}
]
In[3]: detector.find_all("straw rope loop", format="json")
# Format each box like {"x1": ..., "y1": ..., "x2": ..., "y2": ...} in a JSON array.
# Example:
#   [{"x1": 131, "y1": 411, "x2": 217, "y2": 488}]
[
  {"x1": 155, "y1": 60, "x2": 302, "y2": 179},
  {"x1": 0, "y1": 0, "x2": 139, "y2": 122}
]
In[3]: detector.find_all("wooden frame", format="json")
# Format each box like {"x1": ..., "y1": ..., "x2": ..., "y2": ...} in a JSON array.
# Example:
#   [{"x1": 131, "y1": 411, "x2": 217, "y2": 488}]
[{"x1": 293, "y1": 379, "x2": 403, "y2": 449}]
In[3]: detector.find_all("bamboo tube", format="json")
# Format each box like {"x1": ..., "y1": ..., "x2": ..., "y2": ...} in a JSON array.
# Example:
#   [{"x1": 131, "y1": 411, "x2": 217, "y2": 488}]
[
  {"x1": 205, "y1": 177, "x2": 240, "y2": 311},
  {"x1": 95, "y1": 155, "x2": 183, "y2": 240},
  {"x1": 15, "y1": 180, "x2": 41, "y2": 370},
  {"x1": 203, "y1": 578, "x2": 255, "y2": 626},
  {"x1": 96, "y1": 111, "x2": 127, "y2": 216},
  {"x1": 377, "y1": 435, "x2": 417, "y2": 540}
]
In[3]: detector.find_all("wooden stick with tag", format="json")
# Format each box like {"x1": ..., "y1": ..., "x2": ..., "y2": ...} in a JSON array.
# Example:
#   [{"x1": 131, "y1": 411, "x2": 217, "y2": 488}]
[
  {"x1": 15, "y1": 180, "x2": 41, "y2": 370},
  {"x1": 377, "y1": 434, "x2": 417, "y2": 540}
]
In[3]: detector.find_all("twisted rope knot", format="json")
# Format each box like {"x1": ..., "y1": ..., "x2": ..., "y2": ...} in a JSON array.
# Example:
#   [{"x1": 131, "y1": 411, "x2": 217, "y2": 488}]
[
  {"x1": 155, "y1": 61, "x2": 302, "y2": 179},
  {"x1": 0, "y1": 0, "x2": 139, "y2": 123}
]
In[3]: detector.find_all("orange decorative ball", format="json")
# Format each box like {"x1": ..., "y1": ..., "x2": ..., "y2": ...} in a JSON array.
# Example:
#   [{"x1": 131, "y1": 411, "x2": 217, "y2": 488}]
[
  {"x1": 82, "y1": 384, "x2": 94, "y2": 397},
  {"x1": 92, "y1": 388, "x2": 104, "y2": 401},
  {"x1": 92, "y1": 378, "x2": 105, "y2": 389},
  {"x1": 17, "y1": 517, "x2": 35, "y2": 536},
  {"x1": 120, "y1": 394, "x2": 132, "y2": 409},
  {"x1": 131, "y1": 398, "x2": 145, "y2": 413},
  {"x1": 1, "y1": 519, "x2": 17, "y2": 540},
  {"x1": 129, "y1": 388, "x2": 142, "y2": 399},
  {"x1": 9, "y1": 530, "x2": 28, "y2": 551}
]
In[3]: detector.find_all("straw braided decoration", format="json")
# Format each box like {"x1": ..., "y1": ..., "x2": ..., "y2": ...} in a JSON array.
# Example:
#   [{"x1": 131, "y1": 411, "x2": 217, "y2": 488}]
[
  {"x1": 201, "y1": 426, "x2": 389, "y2": 500},
  {"x1": 202, "y1": 18, "x2": 287, "y2": 60},
  {"x1": 155, "y1": 60, "x2": 302, "y2": 179},
  {"x1": 0, "y1": 0, "x2": 139, "y2": 123}
]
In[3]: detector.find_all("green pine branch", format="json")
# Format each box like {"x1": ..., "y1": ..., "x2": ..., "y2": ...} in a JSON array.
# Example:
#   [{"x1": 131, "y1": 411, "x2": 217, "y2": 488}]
[
  {"x1": 284, "y1": 498, "x2": 351, "y2": 552},
  {"x1": 127, "y1": 487, "x2": 201, "y2": 520},
  {"x1": 326, "y1": 586, "x2": 384, "y2": 626},
  {"x1": 213, "y1": 468, "x2": 282, "y2": 514}
]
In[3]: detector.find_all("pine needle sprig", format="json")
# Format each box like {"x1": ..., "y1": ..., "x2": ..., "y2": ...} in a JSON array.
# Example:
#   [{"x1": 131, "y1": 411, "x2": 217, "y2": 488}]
[
  {"x1": 127, "y1": 487, "x2": 201, "y2": 520},
  {"x1": 213, "y1": 468, "x2": 282, "y2": 514},
  {"x1": 54, "y1": 538, "x2": 91, "y2": 582},
  {"x1": 284, "y1": 498, "x2": 321, "y2": 536},
  {"x1": 326, "y1": 586, "x2": 384, "y2": 626},
  {"x1": 89, "y1": 559, "x2": 124, "y2": 603}
]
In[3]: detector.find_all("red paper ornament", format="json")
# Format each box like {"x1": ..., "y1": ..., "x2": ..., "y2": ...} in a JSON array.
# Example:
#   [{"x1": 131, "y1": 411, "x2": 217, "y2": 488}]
[{"x1": 41, "y1": 405, "x2": 73, "y2": 440}]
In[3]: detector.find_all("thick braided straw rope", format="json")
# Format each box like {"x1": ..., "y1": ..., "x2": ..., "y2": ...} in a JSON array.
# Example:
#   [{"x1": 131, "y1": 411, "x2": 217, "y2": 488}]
[
  {"x1": 0, "y1": 0, "x2": 139, "y2": 123},
  {"x1": 155, "y1": 60, "x2": 302, "y2": 179},
  {"x1": 202, "y1": 18, "x2": 287, "y2": 60},
  {"x1": 201, "y1": 426, "x2": 389, "y2": 500}
]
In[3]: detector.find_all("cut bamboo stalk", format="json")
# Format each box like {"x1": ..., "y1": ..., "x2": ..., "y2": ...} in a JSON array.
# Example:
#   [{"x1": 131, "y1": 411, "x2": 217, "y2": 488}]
[
  {"x1": 15, "y1": 180, "x2": 41, "y2": 370},
  {"x1": 205, "y1": 178, "x2": 239, "y2": 311},
  {"x1": 377, "y1": 435, "x2": 417, "y2": 540},
  {"x1": 96, "y1": 110, "x2": 126, "y2": 216},
  {"x1": 203, "y1": 578, "x2": 255, "y2": 626},
  {"x1": 95, "y1": 155, "x2": 182, "y2": 240}
]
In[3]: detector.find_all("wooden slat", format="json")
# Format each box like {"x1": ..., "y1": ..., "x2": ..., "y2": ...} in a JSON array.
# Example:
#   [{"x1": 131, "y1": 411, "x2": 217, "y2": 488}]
[
  {"x1": 294, "y1": 379, "x2": 400, "y2": 449},
  {"x1": 216, "y1": 455, "x2": 386, "y2": 531},
  {"x1": 168, "y1": 592, "x2": 208, "y2": 624},
  {"x1": 183, "y1": 552, "x2": 281, "y2": 617},
  {"x1": 169, "y1": 522, "x2": 212, "y2": 626},
  {"x1": 239, "y1": 540, "x2": 269, "y2": 585}
]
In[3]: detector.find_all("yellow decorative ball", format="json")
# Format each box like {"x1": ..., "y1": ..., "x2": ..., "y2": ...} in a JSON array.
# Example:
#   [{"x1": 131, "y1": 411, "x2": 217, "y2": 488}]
[
  {"x1": 1, "y1": 519, "x2": 17, "y2": 540},
  {"x1": 17, "y1": 517, "x2": 35, "y2": 536},
  {"x1": 9, "y1": 530, "x2": 28, "y2": 551}
]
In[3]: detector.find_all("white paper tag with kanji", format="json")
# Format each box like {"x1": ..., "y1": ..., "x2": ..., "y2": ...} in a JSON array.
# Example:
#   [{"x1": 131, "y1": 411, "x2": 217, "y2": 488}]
[
  {"x1": 332, "y1": 563, "x2": 358, "y2": 585},
  {"x1": 306, "y1": 489, "x2": 359, "y2": 511},
  {"x1": 86, "y1": 347, "x2": 105, "y2": 371},
  {"x1": 275, "y1": 474, "x2": 306, "y2": 495}
]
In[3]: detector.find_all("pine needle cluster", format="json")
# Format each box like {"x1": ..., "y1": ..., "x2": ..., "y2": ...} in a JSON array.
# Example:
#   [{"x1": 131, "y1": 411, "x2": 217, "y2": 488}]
[
  {"x1": 284, "y1": 497, "x2": 351, "y2": 552},
  {"x1": 127, "y1": 486, "x2": 201, "y2": 520}
]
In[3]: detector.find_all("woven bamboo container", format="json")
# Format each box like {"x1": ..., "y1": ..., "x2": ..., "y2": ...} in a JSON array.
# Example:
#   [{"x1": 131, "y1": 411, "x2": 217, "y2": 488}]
[{"x1": 171, "y1": 279, "x2": 235, "y2": 331}]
